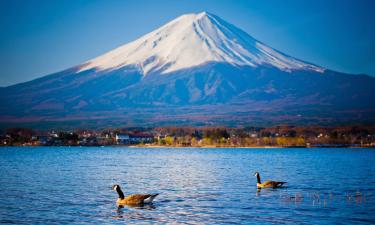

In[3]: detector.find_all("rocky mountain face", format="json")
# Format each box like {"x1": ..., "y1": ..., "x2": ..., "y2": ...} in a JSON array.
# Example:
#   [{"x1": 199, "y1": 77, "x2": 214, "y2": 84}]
[{"x1": 1, "y1": 12, "x2": 374, "y2": 129}]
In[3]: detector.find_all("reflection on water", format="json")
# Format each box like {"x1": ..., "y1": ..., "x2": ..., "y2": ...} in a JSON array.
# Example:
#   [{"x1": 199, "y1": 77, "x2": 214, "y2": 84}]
[
  {"x1": 114, "y1": 205, "x2": 158, "y2": 222},
  {"x1": 116, "y1": 203, "x2": 156, "y2": 210},
  {"x1": 0, "y1": 147, "x2": 374, "y2": 224}
]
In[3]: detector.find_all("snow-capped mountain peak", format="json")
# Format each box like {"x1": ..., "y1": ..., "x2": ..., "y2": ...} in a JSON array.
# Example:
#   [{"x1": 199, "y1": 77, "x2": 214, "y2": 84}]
[{"x1": 78, "y1": 11, "x2": 324, "y2": 74}]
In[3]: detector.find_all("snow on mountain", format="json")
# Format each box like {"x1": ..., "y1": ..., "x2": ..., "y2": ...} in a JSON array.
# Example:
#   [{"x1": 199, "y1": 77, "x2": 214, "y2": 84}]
[{"x1": 78, "y1": 12, "x2": 324, "y2": 75}]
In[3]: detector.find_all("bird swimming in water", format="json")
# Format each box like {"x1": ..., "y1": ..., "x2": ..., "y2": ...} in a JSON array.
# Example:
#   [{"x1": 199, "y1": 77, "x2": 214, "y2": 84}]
[
  {"x1": 253, "y1": 172, "x2": 287, "y2": 189},
  {"x1": 112, "y1": 184, "x2": 159, "y2": 206}
]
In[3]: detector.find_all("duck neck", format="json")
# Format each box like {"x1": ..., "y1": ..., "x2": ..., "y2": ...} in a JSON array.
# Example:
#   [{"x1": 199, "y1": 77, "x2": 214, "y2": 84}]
[
  {"x1": 116, "y1": 187, "x2": 125, "y2": 199},
  {"x1": 256, "y1": 174, "x2": 261, "y2": 184}
]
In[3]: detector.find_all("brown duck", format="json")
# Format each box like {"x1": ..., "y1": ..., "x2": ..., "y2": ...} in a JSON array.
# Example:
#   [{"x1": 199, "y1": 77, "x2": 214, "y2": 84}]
[
  {"x1": 112, "y1": 184, "x2": 159, "y2": 206},
  {"x1": 254, "y1": 172, "x2": 287, "y2": 189}
]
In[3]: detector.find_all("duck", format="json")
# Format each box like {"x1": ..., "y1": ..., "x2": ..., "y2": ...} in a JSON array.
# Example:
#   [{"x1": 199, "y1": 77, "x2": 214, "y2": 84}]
[
  {"x1": 253, "y1": 172, "x2": 287, "y2": 189},
  {"x1": 112, "y1": 184, "x2": 159, "y2": 206}
]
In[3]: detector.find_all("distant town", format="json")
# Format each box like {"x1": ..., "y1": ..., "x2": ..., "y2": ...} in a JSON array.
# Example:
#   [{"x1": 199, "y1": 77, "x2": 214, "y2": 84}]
[{"x1": 1, "y1": 125, "x2": 375, "y2": 148}]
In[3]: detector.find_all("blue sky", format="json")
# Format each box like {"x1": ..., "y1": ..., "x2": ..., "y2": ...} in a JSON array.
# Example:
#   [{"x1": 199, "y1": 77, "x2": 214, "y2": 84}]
[{"x1": 0, "y1": 0, "x2": 374, "y2": 86}]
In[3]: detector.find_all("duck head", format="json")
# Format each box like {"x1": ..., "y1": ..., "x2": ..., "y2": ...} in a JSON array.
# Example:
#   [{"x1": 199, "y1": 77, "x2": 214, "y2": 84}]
[
  {"x1": 112, "y1": 184, "x2": 125, "y2": 199},
  {"x1": 253, "y1": 172, "x2": 261, "y2": 184}
]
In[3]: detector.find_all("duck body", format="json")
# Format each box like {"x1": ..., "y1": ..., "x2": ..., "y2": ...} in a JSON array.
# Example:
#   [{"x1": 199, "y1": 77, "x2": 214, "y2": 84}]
[
  {"x1": 256, "y1": 180, "x2": 287, "y2": 189},
  {"x1": 116, "y1": 193, "x2": 159, "y2": 206},
  {"x1": 254, "y1": 172, "x2": 286, "y2": 189},
  {"x1": 112, "y1": 184, "x2": 158, "y2": 206}
]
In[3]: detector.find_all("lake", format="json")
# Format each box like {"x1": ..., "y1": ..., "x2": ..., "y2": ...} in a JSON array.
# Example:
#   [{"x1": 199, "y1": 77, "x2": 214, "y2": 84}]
[{"x1": 0, "y1": 147, "x2": 374, "y2": 224}]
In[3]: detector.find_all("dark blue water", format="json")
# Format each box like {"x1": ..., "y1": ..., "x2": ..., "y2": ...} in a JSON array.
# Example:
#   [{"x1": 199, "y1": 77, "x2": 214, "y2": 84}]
[{"x1": 0, "y1": 147, "x2": 374, "y2": 224}]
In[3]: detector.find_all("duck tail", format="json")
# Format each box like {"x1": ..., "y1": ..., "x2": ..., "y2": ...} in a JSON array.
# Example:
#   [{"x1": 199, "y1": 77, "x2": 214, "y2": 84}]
[{"x1": 144, "y1": 193, "x2": 159, "y2": 204}]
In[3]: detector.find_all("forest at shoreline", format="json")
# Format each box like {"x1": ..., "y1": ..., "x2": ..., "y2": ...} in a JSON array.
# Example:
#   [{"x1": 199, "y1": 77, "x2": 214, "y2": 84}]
[{"x1": 1, "y1": 125, "x2": 374, "y2": 148}]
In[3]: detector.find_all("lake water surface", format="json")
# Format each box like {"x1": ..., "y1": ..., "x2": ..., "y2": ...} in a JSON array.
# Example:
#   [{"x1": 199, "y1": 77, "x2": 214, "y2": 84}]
[{"x1": 0, "y1": 147, "x2": 374, "y2": 224}]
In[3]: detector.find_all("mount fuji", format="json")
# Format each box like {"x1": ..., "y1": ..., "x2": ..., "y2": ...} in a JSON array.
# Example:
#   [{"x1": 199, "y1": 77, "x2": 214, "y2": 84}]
[
  {"x1": 78, "y1": 12, "x2": 324, "y2": 75},
  {"x1": 1, "y1": 12, "x2": 374, "y2": 129}
]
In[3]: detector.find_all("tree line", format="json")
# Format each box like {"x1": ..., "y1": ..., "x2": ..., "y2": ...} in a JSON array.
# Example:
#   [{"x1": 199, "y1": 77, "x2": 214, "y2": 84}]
[{"x1": 1, "y1": 125, "x2": 375, "y2": 147}]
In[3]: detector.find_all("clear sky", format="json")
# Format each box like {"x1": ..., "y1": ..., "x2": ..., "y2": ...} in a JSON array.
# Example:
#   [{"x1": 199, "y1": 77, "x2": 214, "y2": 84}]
[{"x1": 0, "y1": 0, "x2": 374, "y2": 86}]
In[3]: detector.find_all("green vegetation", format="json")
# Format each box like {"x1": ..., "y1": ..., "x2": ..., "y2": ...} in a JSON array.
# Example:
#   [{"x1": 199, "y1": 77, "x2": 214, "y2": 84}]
[{"x1": 1, "y1": 125, "x2": 374, "y2": 147}]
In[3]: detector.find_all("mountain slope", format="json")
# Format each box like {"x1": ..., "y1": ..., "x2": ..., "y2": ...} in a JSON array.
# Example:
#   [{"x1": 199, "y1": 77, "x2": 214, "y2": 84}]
[
  {"x1": 0, "y1": 12, "x2": 374, "y2": 129},
  {"x1": 78, "y1": 12, "x2": 324, "y2": 74}
]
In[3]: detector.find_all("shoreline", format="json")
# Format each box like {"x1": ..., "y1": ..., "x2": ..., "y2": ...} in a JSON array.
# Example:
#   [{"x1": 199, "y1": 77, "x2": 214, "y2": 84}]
[
  {"x1": 128, "y1": 145, "x2": 282, "y2": 148},
  {"x1": 1, "y1": 145, "x2": 373, "y2": 149},
  {"x1": 129, "y1": 145, "x2": 373, "y2": 149}
]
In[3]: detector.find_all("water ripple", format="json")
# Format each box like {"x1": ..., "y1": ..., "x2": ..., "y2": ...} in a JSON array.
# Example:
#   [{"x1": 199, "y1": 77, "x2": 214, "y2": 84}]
[{"x1": 0, "y1": 147, "x2": 374, "y2": 224}]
